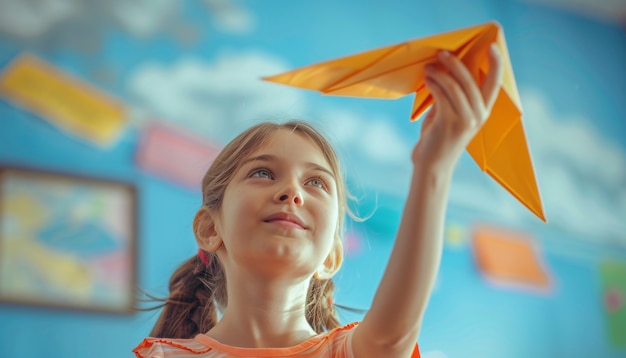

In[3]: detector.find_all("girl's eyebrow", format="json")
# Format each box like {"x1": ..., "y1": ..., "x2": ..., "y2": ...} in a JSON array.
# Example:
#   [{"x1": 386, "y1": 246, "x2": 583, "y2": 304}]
[{"x1": 242, "y1": 154, "x2": 336, "y2": 181}]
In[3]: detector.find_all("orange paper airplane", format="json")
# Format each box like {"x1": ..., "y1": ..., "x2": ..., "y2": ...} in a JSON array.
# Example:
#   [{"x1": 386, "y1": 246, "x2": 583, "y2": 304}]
[{"x1": 263, "y1": 21, "x2": 546, "y2": 222}]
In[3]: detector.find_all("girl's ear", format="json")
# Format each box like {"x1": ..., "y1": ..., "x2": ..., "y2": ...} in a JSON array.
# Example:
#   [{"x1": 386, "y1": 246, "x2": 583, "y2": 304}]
[
  {"x1": 315, "y1": 238, "x2": 344, "y2": 280},
  {"x1": 193, "y1": 207, "x2": 223, "y2": 252}
]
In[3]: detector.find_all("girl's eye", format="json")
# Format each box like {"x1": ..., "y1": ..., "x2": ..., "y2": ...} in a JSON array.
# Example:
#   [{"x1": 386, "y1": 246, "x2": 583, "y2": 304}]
[
  {"x1": 307, "y1": 177, "x2": 327, "y2": 190},
  {"x1": 250, "y1": 168, "x2": 273, "y2": 179}
]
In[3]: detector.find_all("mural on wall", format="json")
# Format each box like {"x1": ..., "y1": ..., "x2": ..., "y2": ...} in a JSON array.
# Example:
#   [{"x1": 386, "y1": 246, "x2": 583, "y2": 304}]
[
  {"x1": 1, "y1": 0, "x2": 621, "y2": 250},
  {"x1": 0, "y1": 0, "x2": 625, "y2": 357},
  {"x1": 0, "y1": 166, "x2": 136, "y2": 313},
  {"x1": 0, "y1": 3, "x2": 620, "y2": 275}
]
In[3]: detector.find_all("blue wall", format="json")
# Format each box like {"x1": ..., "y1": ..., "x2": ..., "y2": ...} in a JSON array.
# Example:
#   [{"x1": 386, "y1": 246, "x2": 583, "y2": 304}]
[{"x1": 0, "y1": 1, "x2": 625, "y2": 357}]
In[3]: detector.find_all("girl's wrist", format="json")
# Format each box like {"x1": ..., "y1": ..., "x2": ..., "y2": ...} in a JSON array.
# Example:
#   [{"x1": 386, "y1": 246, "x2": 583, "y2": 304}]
[
  {"x1": 412, "y1": 154, "x2": 457, "y2": 177},
  {"x1": 410, "y1": 158, "x2": 455, "y2": 190}
]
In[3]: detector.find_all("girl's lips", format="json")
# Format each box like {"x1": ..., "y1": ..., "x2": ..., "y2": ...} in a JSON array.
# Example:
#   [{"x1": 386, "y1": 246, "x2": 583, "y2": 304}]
[
  {"x1": 267, "y1": 219, "x2": 306, "y2": 229},
  {"x1": 264, "y1": 212, "x2": 308, "y2": 229}
]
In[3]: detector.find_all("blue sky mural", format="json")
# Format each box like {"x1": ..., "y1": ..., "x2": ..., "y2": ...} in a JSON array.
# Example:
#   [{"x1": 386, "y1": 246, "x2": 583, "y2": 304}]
[
  {"x1": 0, "y1": 0, "x2": 625, "y2": 357},
  {"x1": 1, "y1": 1, "x2": 624, "y2": 245}
]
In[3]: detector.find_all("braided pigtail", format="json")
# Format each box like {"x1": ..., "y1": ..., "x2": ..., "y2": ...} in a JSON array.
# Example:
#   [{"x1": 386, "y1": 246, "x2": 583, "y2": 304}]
[
  {"x1": 306, "y1": 277, "x2": 340, "y2": 333},
  {"x1": 149, "y1": 251, "x2": 226, "y2": 338}
]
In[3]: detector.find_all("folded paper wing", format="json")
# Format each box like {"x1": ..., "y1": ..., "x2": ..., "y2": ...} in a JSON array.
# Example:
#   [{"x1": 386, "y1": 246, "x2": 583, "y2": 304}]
[{"x1": 263, "y1": 21, "x2": 546, "y2": 222}]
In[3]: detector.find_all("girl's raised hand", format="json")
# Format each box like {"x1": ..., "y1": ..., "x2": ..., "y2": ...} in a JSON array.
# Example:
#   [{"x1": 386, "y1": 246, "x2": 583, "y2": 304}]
[{"x1": 412, "y1": 44, "x2": 504, "y2": 171}]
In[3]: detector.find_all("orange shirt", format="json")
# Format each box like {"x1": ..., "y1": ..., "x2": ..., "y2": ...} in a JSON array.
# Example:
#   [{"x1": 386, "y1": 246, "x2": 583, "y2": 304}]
[{"x1": 133, "y1": 322, "x2": 420, "y2": 357}]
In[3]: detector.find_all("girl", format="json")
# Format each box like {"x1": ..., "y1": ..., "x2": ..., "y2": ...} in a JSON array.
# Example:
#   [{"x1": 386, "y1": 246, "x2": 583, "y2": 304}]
[{"x1": 134, "y1": 44, "x2": 504, "y2": 358}]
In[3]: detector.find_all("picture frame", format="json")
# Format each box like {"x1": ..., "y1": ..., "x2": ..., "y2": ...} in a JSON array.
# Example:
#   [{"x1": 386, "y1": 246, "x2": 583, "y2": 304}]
[{"x1": 0, "y1": 165, "x2": 137, "y2": 314}]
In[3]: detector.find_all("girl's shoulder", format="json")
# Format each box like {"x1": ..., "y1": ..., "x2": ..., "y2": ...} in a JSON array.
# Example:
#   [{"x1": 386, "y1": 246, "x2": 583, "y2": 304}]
[{"x1": 133, "y1": 322, "x2": 359, "y2": 358}]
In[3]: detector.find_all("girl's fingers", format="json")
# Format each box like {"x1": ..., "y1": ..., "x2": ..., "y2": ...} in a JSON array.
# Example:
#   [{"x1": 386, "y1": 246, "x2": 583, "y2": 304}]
[
  {"x1": 425, "y1": 65, "x2": 473, "y2": 119},
  {"x1": 424, "y1": 75, "x2": 455, "y2": 119},
  {"x1": 437, "y1": 50, "x2": 484, "y2": 114},
  {"x1": 421, "y1": 105, "x2": 436, "y2": 131},
  {"x1": 481, "y1": 44, "x2": 504, "y2": 111}
]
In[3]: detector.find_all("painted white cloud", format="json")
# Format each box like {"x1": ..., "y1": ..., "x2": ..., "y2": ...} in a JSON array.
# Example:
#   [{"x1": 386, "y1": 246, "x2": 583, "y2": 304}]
[
  {"x1": 320, "y1": 108, "x2": 411, "y2": 165},
  {"x1": 0, "y1": 0, "x2": 254, "y2": 48},
  {"x1": 0, "y1": 0, "x2": 178, "y2": 40},
  {"x1": 0, "y1": 0, "x2": 78, "y2": 38},
  {"x1": 523, "y1": 88, "x2": 626, "y2": 244},
  {"x1": 127, "y1": 49, "x2": 416, "y2": 196},
  {"x1": 448, "y1": 87, "x2": 626, "y2": 246},
  {"x1": 108, "y1": 0, "x2": 178, "y2": 38},
  {"x1": 449, "y1": 178, "x2": 527, "y2": 224},
  {"x1": 317, "y1": 106, "x2": 413, "y2": 196},
  {"x1": 203, "y1": 0, "x2": 256, "y2": 35},
  {"x1": 127, "y1": 50, "x2": 308, "y2": 142},
  {"x1": 361, "y1": 120, "x2": 412, "y2": 164}
]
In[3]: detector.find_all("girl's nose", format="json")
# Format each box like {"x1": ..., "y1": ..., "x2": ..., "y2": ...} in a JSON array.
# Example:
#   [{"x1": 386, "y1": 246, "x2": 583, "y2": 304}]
[{"x1": 276, "y1": 189, "x2": 303, "y2": 206}]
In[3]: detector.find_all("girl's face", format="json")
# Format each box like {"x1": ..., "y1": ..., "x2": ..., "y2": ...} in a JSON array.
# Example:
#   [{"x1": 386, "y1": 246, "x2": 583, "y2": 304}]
[{"x1": 213, "y1": 129, "x2": 340, "y2": 279}]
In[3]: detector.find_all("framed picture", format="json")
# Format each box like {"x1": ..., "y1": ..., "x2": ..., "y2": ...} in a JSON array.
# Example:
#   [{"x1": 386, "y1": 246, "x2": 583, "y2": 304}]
[{"x1": 0, "y1": 166, "x2": 137, "y2": 314}]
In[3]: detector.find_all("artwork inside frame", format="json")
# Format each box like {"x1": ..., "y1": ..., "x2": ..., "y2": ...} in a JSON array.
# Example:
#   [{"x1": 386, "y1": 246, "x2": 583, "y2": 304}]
[{"x1": 0, "y1": 165, "x2": 137, "y2": 314}]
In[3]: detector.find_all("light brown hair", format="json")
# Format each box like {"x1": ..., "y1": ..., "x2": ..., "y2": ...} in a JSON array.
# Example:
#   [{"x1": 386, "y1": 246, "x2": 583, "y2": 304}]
[{"x1": 148, "y1": 120, "x2": 353, "y2": 338}]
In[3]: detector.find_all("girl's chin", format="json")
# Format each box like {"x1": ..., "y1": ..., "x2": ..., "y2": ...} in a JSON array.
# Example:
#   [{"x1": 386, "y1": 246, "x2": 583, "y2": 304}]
[{"x1": 234, "y1": 248, "x2": 318, "y2": 275}]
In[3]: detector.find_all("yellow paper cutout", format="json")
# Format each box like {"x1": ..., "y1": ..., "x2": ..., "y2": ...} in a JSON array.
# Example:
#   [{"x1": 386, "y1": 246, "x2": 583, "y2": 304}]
[{"x1": 0, "y1": 54, "x2": 126, "y2": 145}]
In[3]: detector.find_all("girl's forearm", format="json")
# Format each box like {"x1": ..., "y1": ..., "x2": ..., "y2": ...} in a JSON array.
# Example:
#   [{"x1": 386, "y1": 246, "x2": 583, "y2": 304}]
[
  {"x1": 354, "y1": 44, "x2": 502, "y2": 357},
  {"x1": 361, "y1": 161, "x2": 452, "y2": 346}
]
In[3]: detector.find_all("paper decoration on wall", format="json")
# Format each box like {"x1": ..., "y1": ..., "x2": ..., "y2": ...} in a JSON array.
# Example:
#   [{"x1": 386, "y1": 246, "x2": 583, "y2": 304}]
[
  {"x1": 472, "y1": 225, "x2": 551, "y2": 293},
  {"x1": 0, "y1": 54, "x2": 127, "y2": 146},
  {"x1": 343, "y1": 231, "x2": 363, "y2": 256},
  {"x1": 263, "y1": 21, "x2": 546, "y2": 223},
  {"x1": 135, "y1": 122, "x2": 221, "y2": 190},
  {"x1": 600, "y1": 260, "x2": 626, "y2": 348},
  {"x1": 444, "y1": 222, "x2": 466, "y2": 248}
]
